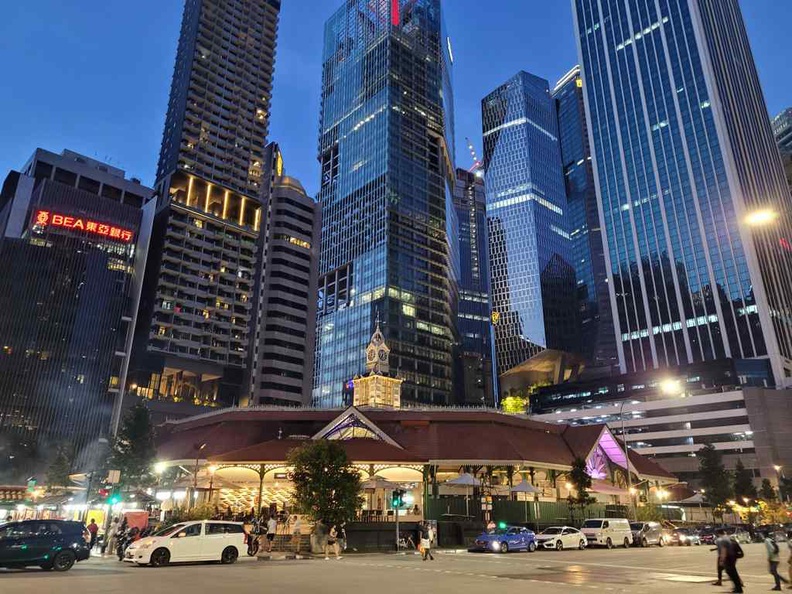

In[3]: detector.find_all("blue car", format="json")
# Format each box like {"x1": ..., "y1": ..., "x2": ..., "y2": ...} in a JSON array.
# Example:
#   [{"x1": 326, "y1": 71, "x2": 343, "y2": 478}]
[{"x1": 469, "y1": 526, "x2": 537, "y2": 553}]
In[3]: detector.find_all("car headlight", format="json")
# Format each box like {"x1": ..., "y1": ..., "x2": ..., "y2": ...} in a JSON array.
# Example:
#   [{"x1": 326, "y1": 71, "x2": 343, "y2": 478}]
[
  {"x1": 679, "y1": 535, "x2": 686, "y2": 542},
  {"x1": 491, "y1": 542, "x2": 500, "y2": 550},
  {"x1": 135, "y1": 539, "x2": 157, "y2": 550}
]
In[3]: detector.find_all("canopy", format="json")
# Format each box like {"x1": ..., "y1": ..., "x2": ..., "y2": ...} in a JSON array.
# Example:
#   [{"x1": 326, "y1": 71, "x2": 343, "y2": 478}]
[
  {"x1": 511, "y1": 479, "x2": 541, "y2": 494},
  {"x1": 361, "y1": 476, "x2": 401, "y2": 490},
  {"x1": 444, "y1": 473, "x2": 480, "y2": 487},
  {"x1": 677, "y1": 493, "x2": 705, "y2": 504}
]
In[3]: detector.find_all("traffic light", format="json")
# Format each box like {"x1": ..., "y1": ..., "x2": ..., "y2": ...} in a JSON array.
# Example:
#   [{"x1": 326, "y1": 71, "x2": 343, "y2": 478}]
[
  {"x1": 391, "y1": 489, "x2": 406, "y2": 509},
  {"x1": 106, "y1": 487, "x2": 121, "y2": 506}
]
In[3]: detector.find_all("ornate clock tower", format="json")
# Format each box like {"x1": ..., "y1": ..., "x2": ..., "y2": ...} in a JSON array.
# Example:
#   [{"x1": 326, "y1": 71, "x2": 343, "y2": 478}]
[{"x1": 353, "y1": 320, "x2": 402, "y2": 409}]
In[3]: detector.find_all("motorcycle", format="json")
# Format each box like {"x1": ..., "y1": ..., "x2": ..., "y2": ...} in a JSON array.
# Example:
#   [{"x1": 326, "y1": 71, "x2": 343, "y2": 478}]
[{"x1": 247, "y1": 519, "x2": 261, "y2": 557}]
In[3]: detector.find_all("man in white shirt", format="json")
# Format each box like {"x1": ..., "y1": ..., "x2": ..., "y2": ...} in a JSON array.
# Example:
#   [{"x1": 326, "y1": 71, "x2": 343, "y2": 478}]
[{"x1": 266, "y1": 517, "x2": 278, "y2": 553}]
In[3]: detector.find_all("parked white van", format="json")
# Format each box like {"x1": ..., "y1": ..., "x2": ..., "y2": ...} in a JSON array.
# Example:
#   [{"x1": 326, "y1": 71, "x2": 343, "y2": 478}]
[
  {"x1": 580, "y1": 518, "x2": 633, "y2": 548},
  {"x1": 124, "y1": 521, "x2": 245, "y2": 566}
]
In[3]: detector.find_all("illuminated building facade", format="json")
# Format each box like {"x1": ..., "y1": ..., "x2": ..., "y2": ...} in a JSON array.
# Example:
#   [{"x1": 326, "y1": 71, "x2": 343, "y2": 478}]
[
  {"x1": 352, "y1": 322, "x2": 403, "y2": 409},
  {"x1": 552, "y1": 67, "x2": 617, "y2": 370},
  {"x1": 313, "y1": 0, "x2": 457, "y2": 407},
  {"x1": 482, "y1": 71, "x2": 579, "y2": 379},
  {"x1": 130, "y1": 0, "x2": 281, "y2": 406},
  {"x1": 772, "y1": 108, "x2": 792, "y2": 195},
  {"x1": 0, "y1": 149, "x2": 153, "y2": 482},
  {"x1": 452, "y1": 169, "x2": 495, "y2": 406},
  {"x1": 246, "y1": 144, "x2": 319, "y2": 407},
  {"x1": 574, "y1": 0, "x2": 792, "y2": 383}
]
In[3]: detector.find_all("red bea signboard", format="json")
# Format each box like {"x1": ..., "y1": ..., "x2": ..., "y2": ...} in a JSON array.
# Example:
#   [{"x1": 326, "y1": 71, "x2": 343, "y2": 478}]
[{"x1": 33, "y1": 210, "x2": 134, "y2": 243}]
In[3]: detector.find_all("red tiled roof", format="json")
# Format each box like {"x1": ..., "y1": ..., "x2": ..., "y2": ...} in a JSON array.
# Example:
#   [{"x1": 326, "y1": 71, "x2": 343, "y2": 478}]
[
  {"x1": 155, "y1": 407, "x2": 675, "y2": 480},
  {"x1": 210, "y1": 438, "x2": 425, "y2": 464}
]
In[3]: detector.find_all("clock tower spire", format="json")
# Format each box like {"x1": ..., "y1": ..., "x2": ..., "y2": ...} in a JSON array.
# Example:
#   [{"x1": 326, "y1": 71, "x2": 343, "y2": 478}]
[{"x1": 354, "y1": 316, "x2": 402, "y2": 408}]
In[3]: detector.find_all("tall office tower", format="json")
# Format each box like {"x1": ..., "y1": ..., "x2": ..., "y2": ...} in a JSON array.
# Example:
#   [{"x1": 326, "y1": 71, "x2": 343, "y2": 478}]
[
  {"x1": 772, "y1": 108, "x2": 792, "y2": 194},
  {"x1": 573, "y1": 0, "x2": 792, "y2": 383},
  {"x1": 452, "y1": 168, "x2": 495, "y2": 406},
  {"x1": 482, "y1": 72, "x2": 579, "y2": 378},
  {"x1": 0, "y1": 149, "x2": 154, "y2": 482},
  {"x1": 245, "y1": 144, "x2": 319, "y2": 407},
  {"x1": 313, "y1": 0, "x2": 457, "y2": 407},
  {"x1": 130, "y1": 0, "x2": 281, "y2": 407},
  {"x1": 772, "y1": 108, "x2": 792, "y2": 155},
  {"x1": 552, "y1": 67, "x2": 617, "y2": 370}
]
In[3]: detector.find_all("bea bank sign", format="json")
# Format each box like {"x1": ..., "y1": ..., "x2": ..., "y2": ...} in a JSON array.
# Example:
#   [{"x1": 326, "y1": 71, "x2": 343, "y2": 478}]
[{"x1": 33, "y1": 209, "x2": 134, "y2": 243}]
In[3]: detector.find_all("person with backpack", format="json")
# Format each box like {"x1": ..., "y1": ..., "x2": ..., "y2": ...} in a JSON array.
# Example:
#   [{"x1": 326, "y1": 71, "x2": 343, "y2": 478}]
[
  {"x1": 765, "y1": 532, "x2": 790, "y2": 591},
  {"x1": 719, "y1": 529, "x2": 744, "y2": 593}
]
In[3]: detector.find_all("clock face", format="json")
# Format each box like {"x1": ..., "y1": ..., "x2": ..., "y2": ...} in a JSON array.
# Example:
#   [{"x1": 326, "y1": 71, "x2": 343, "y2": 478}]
[
  {"x1": 367, "y1": 349, "x2": 376, "y2": 362},
  {"x1": 378, "y1": 349, "x2": 388, "y2": 361}
]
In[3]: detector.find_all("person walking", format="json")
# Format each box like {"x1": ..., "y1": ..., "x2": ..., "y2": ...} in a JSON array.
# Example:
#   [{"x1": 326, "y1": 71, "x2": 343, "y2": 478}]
[
  {"x1": 325, "y1": 524, "x2": 342, "y2": 560},
  {"x1": 291, "y1": 516, "x2": 302, "y2": 555},
  {"x1": 104, "y1": 517, "x2": 120, "y2": 557},
  {"x1": 266, "y1": 515, "x2": 278, "y2": 553},
  {"x1": 87, "y1": 518, "x2": 99, "y2": 551},
  {"x1": 712, "y1": 530, "x2": 728, "y2": 586},
  {"x1": 420, "y1": 522, "x2": 434, "y2": 561},
  {"x1": 765, "y1": 532, "x2": 790, "y2": 591},
  {"x1": 721, "y1": 530, "x2": 745, "y2": 594},
  {"x1": 787, "y1": 532, "x2": 792, "y2": 589}
]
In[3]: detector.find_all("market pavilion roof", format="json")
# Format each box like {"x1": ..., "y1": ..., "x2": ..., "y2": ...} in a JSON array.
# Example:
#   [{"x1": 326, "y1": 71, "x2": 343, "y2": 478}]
[{"x1": 155, "y1": 406, "x2": 675, "y2": 482}]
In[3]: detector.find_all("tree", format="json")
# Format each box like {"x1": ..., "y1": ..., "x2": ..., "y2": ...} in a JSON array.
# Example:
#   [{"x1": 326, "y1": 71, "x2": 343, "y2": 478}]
[
  {"x1": 759, "y1": 479, "x2": 777, "y2": 502},
  {"x1": 109, "y1": 404, "x2": 156, "y2": 488},
  {"x1": 698, "y1": 444, "x2": 732, "y2": 509},
  {"x1": 46, "y1": 443, "x2": 74, "y2": 489},
  {"x1": 500, "y1": 396, "x2": 528, "y2": 414},
  {"x1": 288, "y1": 441, "x2": 362, "y2": 526},
  {"x1": 566, "y1": 457, "x2": 596, "y2": 520},
  {"x1": 635, "y1": 503, "x2": 664, "y2": 522},
  {"x1": 732, "y1": 459, "x2": 757, "y2": 502}
]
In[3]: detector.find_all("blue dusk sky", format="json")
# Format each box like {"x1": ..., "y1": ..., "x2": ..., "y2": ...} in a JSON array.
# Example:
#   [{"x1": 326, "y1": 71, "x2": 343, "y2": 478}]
[{"x1": 0, "y1": 1, "x2": 789, "y2": 196}]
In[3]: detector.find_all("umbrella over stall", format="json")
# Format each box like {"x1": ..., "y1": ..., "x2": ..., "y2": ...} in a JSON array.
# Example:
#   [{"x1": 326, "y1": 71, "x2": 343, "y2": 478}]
[{"x1": 444, "y1": 473, "x2": 481, "y2": 517}]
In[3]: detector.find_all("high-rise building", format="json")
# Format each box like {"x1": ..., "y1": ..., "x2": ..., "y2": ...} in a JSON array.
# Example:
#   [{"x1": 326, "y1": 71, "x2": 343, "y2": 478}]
[
  {"x1": 129, "y1": 0, "x2": 281, "y2": 407},
  {"x1": 452, "y1": 168, "x2": 494, "y2": 406},
  {"x1": 0, "y1": 149, "x2": 154, "y2": 482},
  {"x1": 482, "y1": 71, "x2": 579, "y2": 379},
  {"x1": 772, "y1": 108, "x2": 792, "y2": 195},
  {"x1": 552, "y1": 67, "x2": 617, "y2": 370},
  {"x1": 313, "y1": 0, "x2": 457, "y2": 408},
  {"x1": 245, "y1": 144, "x2": 319, "y2": 407},
  {"x1": 573, "y1": 0, "x2": 792, "y2": 383},
  {"x1": 772, "y1": 108, "x2": 792, "y2": 156}
]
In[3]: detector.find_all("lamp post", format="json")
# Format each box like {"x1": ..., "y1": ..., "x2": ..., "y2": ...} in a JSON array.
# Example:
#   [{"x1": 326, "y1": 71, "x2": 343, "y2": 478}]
[
  {"x1": 192, "y1": 442, "x2": 207, "y2": 509},
  {"x1": 619, "y1": 400, "x2": 637, "y2": 521},
  {"x1": 774, "y1": 465, "x2": 786, "y2": 502},
  {"x1": 208, "y1": 465, "x2": 218, "y2": 504}
]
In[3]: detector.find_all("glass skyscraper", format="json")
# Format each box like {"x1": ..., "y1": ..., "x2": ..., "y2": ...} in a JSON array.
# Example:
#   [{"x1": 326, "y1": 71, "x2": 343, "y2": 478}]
[
  {"x1": 553, "y1": 67, "x2": 618, "y2": 370},
  {"x1": 482, "y1": 71, "x2": 578, "y2": 377},
  {"x1": 453, "y1": 168, "x2": 494, "y2": 406},
  {"x1": 313, "y1": 0, "x2": 457, "y2": 407},
  {"x1": 573, "y1": 0, "x2": 792, "y2": 382}
]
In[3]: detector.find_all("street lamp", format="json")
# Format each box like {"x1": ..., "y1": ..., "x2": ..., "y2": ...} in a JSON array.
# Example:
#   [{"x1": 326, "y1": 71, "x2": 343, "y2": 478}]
[
  {"x1": 619, "y1": 400, "x2": 638, "y2": 521},
  {"x1": 191, "y1": 443, "x2": 207, "y2": 509},
  {"x1": 774, "y1": 465, "x2": 786, "y2": 502},
  {"x1": 208, "y1": 465, "x2": 218, "y2": 503}
]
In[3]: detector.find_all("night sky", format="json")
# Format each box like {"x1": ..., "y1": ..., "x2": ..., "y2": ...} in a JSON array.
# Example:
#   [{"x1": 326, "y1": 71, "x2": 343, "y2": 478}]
[{"x1": 0, "y1": 1, "x2": 789, "y2": 196}]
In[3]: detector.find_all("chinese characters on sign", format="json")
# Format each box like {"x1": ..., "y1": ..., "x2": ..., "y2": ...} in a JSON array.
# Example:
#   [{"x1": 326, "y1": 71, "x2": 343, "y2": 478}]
[{"x1": 33, "y1": 210, "x2": 134, "y2": 243}]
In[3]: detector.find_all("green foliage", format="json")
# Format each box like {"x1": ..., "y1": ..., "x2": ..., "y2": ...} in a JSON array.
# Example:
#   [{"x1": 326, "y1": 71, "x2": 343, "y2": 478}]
[
  {"x1": 732, "y1": 459, "x2": 757, "y2": 502},
  {"x1": 109, "y1": 404, "x2": 157, "y2": 488},
  {"x1": 567, "y1": 457, "x2": 597, "y2": 510},
  {"x1": 635, "y1": 503, "x2": 664, "y2": 522},
  {"x1": 288, "y1": 441, "x2": 362, "y2": 526},
  {"x1": 759, "y1": 478, "x2": 777, "y2": 502},
  {"x1": 160, "y1": 503, "x2": 215, "y2": 530},
  {"x1": 500, "y1": 396, "x2": 528, "y2": 414},
  {"x1": 46, "y1": 443, "x2": 74, "y2": 488},
  {"x1": 698, "y1": 444, "x2": 732, "y2": 508}
]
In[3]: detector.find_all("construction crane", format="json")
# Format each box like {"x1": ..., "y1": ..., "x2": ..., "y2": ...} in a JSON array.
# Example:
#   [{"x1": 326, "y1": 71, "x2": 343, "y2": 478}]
[{"x1": 466, "y1": 137, "x2": 484, "y2": 177}]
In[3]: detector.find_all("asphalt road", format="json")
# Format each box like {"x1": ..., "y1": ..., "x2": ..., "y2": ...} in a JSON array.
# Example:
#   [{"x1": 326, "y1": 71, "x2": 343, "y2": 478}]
[{"x1": 0, "y1": 543, "x2": 784, "y2": 593}]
